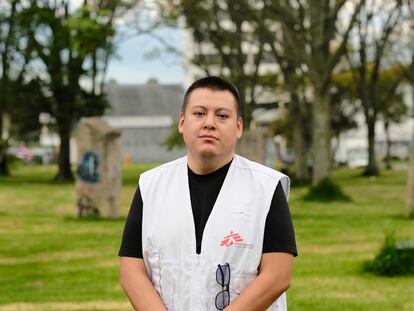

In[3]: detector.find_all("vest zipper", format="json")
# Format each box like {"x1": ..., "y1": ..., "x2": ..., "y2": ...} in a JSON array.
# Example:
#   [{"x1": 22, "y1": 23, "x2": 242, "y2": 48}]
[{"x1": 190, "y1": 254, "x2": 200, "y2": 309}]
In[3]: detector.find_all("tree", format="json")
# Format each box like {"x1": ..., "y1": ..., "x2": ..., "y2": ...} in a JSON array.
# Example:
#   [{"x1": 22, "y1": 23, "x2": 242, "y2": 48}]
[
  {"x1": 330, "y1": 82, "x2": 359, "y2": 165},
  {"x1": 264, "y1": 0, "x2": 365, "y2": 184},
  {"x1": 258, "y1": 16, "x2": 312, "y2": 183},
  {"x1": 17, "y1": 1, "x2": 130, "y2": 181},
  {"x1": 177, "y1": 0, "x2": 271, "y2": 129},
  {"x1": 284, "y1": 70, "x2": 312, "y2": 183},
  {"x1": 8, "y1": 78, "x2": 49, "y2": 142},
  {"x1": 0, "y1": 0, "x2": 20, "y2": 175},
  {"x1": 345, "y1": 0, "x2": 406, "y2": 176},
  {"x1": 0, "y1": 0, "x2": 45, "y2": 174},
  {"x1": 382, "y1": 95, "x2": 407, "y2": 170},
  {"x1": 334, "y1": 63, "x2": 410, "y2": 171}
]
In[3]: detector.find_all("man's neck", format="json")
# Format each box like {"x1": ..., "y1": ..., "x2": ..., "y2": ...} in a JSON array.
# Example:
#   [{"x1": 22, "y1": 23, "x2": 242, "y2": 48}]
[{"x1": 187, "y1": 153, "x2": 234, "y2": 175}]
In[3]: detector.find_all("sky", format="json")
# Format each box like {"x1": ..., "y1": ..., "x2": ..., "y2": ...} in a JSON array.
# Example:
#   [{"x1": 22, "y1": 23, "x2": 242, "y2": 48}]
[
  {"x1": 106, "y1": 27, "x2": 184, "y2": 85},
  {"x1": 69, "y1": 0, "x2": 184, "y2": 85}
]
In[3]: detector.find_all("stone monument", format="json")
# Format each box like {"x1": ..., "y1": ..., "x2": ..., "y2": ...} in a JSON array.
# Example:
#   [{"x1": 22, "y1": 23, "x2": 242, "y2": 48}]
[
  {"x1": 237, "y1": 127, "x2": 274, "y2": 166},
  {"x1": 75, "y1": 117, "x2": 122, "y2": 218}
]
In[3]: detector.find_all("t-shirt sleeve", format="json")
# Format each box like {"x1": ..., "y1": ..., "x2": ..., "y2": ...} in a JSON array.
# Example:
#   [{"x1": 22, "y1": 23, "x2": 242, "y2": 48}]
[
  {"x1": 262, "y1": 181, "x2": 298, "y2": 256},
  {"x1": 118, "y1": 186, "x2": 143, "y2": 258}
]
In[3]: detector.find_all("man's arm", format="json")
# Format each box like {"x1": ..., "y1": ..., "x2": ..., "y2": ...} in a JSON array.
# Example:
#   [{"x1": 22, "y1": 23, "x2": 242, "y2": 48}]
[
  {"x1": 119, "y1": 257, "x2": 166, "y2": 311},
  {"x1": 224, "y1": 252, "x2": 294, "y2": 311},
  {"x1": 119, "y1": 187, "x2": 165, "y2": 310}
]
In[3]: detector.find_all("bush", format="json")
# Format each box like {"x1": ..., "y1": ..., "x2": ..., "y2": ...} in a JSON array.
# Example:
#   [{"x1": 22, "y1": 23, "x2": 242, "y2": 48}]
[
  {"x1": 302, "y1": 178, "x2": 351, "y2": 202},
  {"x1": 364, "y1": 234, "x2": 414, "y2": 276}
]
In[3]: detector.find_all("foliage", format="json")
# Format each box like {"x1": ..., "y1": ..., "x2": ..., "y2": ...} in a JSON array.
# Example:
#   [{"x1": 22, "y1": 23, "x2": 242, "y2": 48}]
[
  {"x1": 263, "y1": 0, "x2": 366, "y2": 184},
  {"x1": 0, "y1": 0, "x2": 24, "y2": 175},
  {"x1": 163, "y1": 123, "x2": 184, "y2": 151},
  {"x1": 302, "y1": 178, "x2": 352, "y2": 202},
  {"x1": 7, "y1": 78, "x2": 49, "y2": 141},
  {"x1": 364, "y1": 234, "x2": 414, "y2": 276},
  {"x1": 172, "y1": 0, "x2": 275, "y2": 128},
  {"x1": 330, "y1": 82, "x2": 359, "y2": 137},
  {"x1": 335, "y1": 63, "x2": 410, "y2": 176},
  {"x1": 333, "y1": 64, "x2": 409, "y2": 106},
  {"x1": 14, "y1": 1, "x2": 123, "y2": 180},
  {"x1": 341, "y1": 0, "x2": 409, "y2": 177}
]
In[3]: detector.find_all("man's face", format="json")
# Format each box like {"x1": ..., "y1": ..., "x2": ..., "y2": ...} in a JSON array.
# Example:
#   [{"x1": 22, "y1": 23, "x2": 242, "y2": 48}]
[{"x1": 178, "y1": 88, "x2": 243, "y2": 162}]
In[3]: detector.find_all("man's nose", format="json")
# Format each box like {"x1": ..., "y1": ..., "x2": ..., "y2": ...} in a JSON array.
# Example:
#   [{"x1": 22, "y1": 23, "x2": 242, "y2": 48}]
[{"x1": 203, "y1": 113, "x2": 216, "y2": 129}]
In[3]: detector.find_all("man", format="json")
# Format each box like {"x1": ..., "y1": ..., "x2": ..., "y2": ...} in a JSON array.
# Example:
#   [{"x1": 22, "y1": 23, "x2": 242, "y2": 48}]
[{"x1": 119, "y1": 76, "x2": 297, "y2": 311}]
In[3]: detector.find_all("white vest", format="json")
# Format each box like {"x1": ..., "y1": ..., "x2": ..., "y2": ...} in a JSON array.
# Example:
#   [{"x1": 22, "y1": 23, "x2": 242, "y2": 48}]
[{"x1": 140, "y1": 155, "x2": 290, "y2": 311}]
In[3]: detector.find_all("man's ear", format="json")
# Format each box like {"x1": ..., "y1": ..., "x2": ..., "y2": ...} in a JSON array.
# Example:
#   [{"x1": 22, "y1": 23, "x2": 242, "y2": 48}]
[
  {"x1": 178, "y1": 112, "x2": 184, "y2": 134},
  {"x1": 237, "y1": 117, "x2": 243, "y2": 139}
]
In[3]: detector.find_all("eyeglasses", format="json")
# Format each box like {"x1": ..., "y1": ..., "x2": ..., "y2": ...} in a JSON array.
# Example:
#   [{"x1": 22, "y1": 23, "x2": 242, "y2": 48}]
[{"x1": 215, "y1": 263, "x2": 230, "y2": 310}]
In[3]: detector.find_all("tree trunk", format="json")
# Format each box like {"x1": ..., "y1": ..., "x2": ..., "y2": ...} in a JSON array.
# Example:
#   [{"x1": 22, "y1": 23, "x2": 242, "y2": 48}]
[
  {"x1": 384, "y1": 120, "x2": 392, "y2": 170},
  {"x1": 55, "y1": 121, "x2": 73, "y2": 181},
  {"x1": 293, "y1": 118, "x2": 309, "y2": 183},
  {"x1": 291, "y1": 90, "x2": 310, "y2": 183},
  {"x1": 0, "y1": 137, "x2": 9, "y2": 176},
  {"x1": 364, "y1": 119, "x2": 379, "y2": 176},
  {"x1": 312, "y1": 89, "x2": 331, "y2": 184},
  {"x1": 238, "y1": 84, "x2": 251, "y2": 130},
  {"x1": 0, "y1": 109, "x2": 10, "y2": 177},
  {"x1": 0, "y1": 0, "x2": 18, "y2": 177},
  {"x1": 408, "y1": 87, "x2": 414, "y2": 218}
]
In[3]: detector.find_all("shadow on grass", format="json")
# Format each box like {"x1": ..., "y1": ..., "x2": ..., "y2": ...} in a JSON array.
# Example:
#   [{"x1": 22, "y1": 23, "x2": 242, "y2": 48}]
[
  {"x1": 290, "y1": 179, "x2": 312, "y2": 189},
  {"x1": 388, "y1": 214, "x2": 414, "y2": 221},
  {"x1": 302, "y1": 178, "x2": 352, "y2": 202}
]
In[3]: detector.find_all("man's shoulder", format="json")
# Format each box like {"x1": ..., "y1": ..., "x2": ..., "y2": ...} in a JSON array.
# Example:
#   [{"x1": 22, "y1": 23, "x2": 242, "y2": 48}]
[
  {"x1": 233, "y1": 154, "x2": 288, "y2": 180},
  {"x1": 234, "y1": 155, "x2": 290, "y2": 198},
  {"x1": 140, "y1": 156, "x2": 186, "y2": 179}
]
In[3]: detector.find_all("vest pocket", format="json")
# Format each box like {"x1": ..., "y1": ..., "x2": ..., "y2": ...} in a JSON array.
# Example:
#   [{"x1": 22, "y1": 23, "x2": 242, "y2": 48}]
[
  {"x1": 146, "y1": 249, "x2": 162, "y2": 297},
  {"x1": 159, "y1": 259, "x2": 180, "y2": 310},
  {"x1": 231, "y1": 273, "x2": 256, "y2": 296}
]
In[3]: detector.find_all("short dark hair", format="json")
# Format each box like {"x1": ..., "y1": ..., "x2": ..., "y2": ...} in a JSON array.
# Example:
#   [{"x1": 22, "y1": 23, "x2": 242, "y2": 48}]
[{"x1": 182, "y1": 76, "x2": 241, "y2": 117}]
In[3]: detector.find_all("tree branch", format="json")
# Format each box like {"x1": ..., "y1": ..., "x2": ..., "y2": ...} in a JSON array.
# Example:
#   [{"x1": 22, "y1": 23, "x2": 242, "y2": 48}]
[{"x1": 326, "y1": 0, "x2": 366, "y2": 87}]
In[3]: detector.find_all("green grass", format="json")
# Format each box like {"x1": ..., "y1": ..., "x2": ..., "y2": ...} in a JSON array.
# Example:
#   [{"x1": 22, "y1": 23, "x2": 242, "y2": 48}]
[{"x1": 0, "y1": 164, "x2": 413, "y2": 310}]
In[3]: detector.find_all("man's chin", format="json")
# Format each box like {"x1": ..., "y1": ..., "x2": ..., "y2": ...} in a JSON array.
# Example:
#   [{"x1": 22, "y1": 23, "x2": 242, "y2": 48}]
[
  {"x1": 195, "y1": 146, "x2": 234, "y2": 160},
  {"x1": 198, "y1": 151, "x2": 217, "y2": 159}
]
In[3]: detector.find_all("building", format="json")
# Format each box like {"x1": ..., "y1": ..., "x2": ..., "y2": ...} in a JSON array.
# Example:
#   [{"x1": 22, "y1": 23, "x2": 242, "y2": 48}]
[{"x1": 103, "y1": 82, "x2": 186, "y2": 163}]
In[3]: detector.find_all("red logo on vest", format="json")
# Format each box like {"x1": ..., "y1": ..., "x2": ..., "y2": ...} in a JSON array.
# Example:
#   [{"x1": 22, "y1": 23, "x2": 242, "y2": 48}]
[{"x1": 220, "y1": 231, "x2": 244, "y2": 247}]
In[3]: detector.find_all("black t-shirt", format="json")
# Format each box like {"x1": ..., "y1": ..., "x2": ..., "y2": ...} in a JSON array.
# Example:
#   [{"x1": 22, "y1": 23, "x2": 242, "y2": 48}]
[{"x1": 119, "y1": 160, "x2": 297, "y2": 258}]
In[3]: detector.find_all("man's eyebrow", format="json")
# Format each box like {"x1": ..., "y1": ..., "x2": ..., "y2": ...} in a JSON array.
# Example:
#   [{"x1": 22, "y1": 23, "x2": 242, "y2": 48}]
[
  {"x1": 190, "y1": 105, "x2": 233, "y2": 112},
  {"x1": 190, "y1": 105, "x2": 207, "y2": 110}
]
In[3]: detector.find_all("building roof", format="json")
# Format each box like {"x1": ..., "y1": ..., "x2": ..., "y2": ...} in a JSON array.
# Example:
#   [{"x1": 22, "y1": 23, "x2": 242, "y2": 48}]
[
  {"x1": 103, "y1": 115, "x2": 173, "y2": 129},
  {"x1": 104, "y1": 82, "x2": 184, "y2": 120}
]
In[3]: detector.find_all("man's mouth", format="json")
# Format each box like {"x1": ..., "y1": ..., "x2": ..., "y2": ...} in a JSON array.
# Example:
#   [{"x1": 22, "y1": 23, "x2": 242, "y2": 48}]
[{"x1": 199, "y1": 134, "x2": 219, "y2": 141}]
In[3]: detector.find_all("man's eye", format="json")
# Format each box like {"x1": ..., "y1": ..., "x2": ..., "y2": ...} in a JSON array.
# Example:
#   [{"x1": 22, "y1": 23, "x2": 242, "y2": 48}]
[
  {"x1": 218, "y1": 114, "x2": 229, "y2": 119},
  {"x1": 194, "y1": 112, "x2": 204, "y2": 117}
]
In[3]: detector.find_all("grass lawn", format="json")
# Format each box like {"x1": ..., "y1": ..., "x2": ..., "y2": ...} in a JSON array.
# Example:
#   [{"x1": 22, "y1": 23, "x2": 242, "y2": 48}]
[{"x1": 0, "y1": 163, "x2": 413, "y2": 310}]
